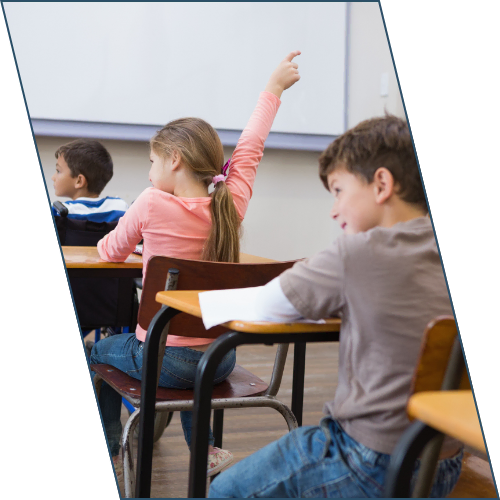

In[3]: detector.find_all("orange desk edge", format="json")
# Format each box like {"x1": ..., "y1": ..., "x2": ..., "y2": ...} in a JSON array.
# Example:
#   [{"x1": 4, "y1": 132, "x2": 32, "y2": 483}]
[
  {"x1": 408, "y1": 390, "x2": 485, "y2": 453},
  {"x1": 62, "y1": 246, "x2": 275, "y2": 268},
  {"x1": 155, "y1": 290, "x2": 341, "y2": 334}
]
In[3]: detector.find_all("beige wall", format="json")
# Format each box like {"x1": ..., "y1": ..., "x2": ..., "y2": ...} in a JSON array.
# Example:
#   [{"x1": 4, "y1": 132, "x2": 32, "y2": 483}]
[
  {"x1": 347, "y1": 2, "x2": 404, "y2": 127},
  {"x1": 38, "y1": 2, "x2": 403, "y2": 261}
]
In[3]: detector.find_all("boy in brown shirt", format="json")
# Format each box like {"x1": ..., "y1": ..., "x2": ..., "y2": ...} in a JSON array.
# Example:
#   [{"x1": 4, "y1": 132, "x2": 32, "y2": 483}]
[{"x1": 209, "y1": 116, "x2": 462, "y2": 498}]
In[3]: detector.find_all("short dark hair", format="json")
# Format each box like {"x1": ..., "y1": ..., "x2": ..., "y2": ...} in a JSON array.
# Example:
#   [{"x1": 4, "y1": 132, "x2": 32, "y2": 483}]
[
  {"x1": 318, "y1": 115, "x2": 427, "y2": 213},
  {"x1": 55, "y1": 139, "x2": 113, "y2": 195}
]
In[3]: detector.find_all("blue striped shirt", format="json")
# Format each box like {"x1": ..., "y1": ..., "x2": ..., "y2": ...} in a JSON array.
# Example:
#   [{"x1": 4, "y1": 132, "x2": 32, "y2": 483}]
[{"x1": 52, "y1": 196, "x2": 129, "y2": 223}]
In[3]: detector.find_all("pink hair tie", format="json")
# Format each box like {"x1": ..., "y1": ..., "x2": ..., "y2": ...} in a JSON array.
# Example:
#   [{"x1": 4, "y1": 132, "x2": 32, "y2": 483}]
[
  {"x1": 212, "y1": 174, "x2": 225, "y2": 185},
  {"x1": 213, "y1": 158, "x2": 231, "y2": 186}
]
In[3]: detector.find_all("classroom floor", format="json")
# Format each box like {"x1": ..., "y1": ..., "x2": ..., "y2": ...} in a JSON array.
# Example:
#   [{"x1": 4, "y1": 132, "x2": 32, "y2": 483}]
[{"x1": 109, "y1": 342, "x2": 496, "y2": 498}]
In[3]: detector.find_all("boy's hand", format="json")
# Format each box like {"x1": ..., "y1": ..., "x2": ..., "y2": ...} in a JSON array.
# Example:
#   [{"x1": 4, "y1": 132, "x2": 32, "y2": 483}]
[{"x1": 265, "y1": 51, "x2": 301, "y2": 99}]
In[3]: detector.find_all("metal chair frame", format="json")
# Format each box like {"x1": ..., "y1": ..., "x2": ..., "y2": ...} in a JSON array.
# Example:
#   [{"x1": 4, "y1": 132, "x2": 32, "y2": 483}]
[
  {"x1": 92, "y1": 256, "x2": 304, "y2": 498},
  {"x1": 105, "y1": 340, "x2": 296, "y2": 497}
]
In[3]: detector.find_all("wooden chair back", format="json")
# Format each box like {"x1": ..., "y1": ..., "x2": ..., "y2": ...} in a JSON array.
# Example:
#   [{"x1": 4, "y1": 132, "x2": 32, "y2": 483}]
[
  {"x1": 137, "y1": 255, "x2": 297, "y2": 338},
  {"x1": 410, "y1": 315, "x2": 470, "y2": 396}
]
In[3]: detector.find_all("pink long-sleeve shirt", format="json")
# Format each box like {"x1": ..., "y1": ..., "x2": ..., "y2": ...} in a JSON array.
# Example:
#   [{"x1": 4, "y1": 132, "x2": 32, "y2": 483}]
[{"x1": 98, "y1": 91, "x2": 281, "y2": 345}]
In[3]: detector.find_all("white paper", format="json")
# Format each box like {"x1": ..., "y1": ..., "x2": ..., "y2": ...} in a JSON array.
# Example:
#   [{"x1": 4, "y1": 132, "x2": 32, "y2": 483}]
[
  {"x1": 199, "y1": 287, "x2": 262, "y2": 329},
  {"x1": 199, "y1": 287, "x2": 325, "y2": 329}
]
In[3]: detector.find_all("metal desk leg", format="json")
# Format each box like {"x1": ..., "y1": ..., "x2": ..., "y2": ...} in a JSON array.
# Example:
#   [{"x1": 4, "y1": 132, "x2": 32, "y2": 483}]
[
  {"x1": 411, "y1": 433, "x2": 445, "y2": 497},
  {"x1": 213, "y1": 409, "x2": 224, "y2": 449},
  {"x1": 292, "y1": 342, "x2": 306, "y2": 427},
  {"x1": 188, "y1": 331, "x2": 243, "y2": 498},
  {"x1": 135, "y1": 307, "x2": 181, "y2": 498},
  {"x1": 188, "y1": 331, "x2": 339, "y2": 498}
]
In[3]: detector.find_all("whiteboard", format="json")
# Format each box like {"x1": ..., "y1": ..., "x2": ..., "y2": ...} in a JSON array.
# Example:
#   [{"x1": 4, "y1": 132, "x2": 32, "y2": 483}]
[{"x1": 5, "y1": 2, "x2": 347, "y2": 135}]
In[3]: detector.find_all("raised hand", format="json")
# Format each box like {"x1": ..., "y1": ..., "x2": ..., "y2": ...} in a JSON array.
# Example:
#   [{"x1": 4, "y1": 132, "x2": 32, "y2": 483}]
[{"x1": 265, "y1": 51, "x2": 301, "y2": 98}]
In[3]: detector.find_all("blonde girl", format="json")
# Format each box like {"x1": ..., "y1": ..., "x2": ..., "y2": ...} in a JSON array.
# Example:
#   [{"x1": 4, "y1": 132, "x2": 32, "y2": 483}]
[{"x1": 91, "y1": 51, "x2": 301, "y2": 477}]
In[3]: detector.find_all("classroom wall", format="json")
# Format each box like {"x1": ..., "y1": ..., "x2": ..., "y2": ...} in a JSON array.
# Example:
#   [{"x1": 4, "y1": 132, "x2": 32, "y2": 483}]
[
  {"x1": 36, "y1": 2, "x2": 404, "y2": 261},
  {"x1": 347, "y1": 2, "x2": 404, "y2": 128}
]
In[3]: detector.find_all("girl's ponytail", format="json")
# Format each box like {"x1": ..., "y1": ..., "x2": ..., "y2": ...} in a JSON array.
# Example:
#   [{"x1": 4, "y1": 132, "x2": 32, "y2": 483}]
[{"x1": 202, "y1": 180, "x2": 241, "y2": 263}]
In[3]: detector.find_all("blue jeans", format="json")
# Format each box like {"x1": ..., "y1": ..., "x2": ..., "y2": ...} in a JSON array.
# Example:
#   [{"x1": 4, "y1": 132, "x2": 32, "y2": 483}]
[
  {"x1": 209, "y1": 417, "x2": 463, "y2": 498},
  {"x1": 90, "y1": 333, "x2": 236, "y2": 456}
]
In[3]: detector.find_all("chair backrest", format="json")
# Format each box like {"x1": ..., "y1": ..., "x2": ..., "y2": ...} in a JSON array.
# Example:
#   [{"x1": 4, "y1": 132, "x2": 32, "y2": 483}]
[
  {"x1": 54, "y1": 209, "x2": 137, "y2": 330},
  {"x1": 409, "y1": 315, "x2": 470, "y2": 396},
  {"x1": 55, "y1": 215, "x2": 118, "y2": 246},
  {"x1": 138, "y1": 255, "x2": 297, "y2": 338}
]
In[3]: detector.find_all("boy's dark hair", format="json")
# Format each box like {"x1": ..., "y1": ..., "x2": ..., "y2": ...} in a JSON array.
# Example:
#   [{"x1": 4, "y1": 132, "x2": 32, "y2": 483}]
[
  {"x1": 319, "y1": 115, "x2": 427, "y2": 213},
  {"x1": 55, "y1": 139, "x2": 113, "y2": 195}
]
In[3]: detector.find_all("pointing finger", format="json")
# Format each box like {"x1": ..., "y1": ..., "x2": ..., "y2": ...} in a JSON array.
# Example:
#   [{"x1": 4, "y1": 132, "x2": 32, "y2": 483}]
[{"x1": 284, "y1": 50, "x2": 301, "y2": 62}]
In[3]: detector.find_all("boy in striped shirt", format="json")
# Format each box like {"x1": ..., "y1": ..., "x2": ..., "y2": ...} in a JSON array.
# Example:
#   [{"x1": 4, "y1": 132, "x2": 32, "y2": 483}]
[{"x1": 51, "y1": 139, "x2": 128, "y2": 222}]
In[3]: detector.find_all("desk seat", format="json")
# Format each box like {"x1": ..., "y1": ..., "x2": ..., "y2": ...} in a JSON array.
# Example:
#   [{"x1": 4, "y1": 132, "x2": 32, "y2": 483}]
[{"x1": 91, "y1": 363, "x2": 268, "y2": 402}]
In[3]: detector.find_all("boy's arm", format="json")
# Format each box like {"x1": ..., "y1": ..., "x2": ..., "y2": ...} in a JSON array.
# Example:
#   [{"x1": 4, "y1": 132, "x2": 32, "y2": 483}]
[
  {"x1": 254, "y1": 240, "x2": 344, "y2": 322},
  {"x1": 226, "y1": 51, "x2": 301, "y2": 220},
  {"x1": 97, "y1": 190, "x2": 149, "y2": 262},
  {"x1": 279, "y1": 242, "x2": 345, "y2": 320}
]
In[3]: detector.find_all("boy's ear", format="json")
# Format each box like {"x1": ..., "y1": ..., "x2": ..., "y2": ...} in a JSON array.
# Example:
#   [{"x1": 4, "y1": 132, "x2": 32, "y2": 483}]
[
  {"x1": 372, "y1": 167, "x2": 395, "y2": 204},
  {"x1": 74, "y1": 173, "x2": 88, "y2": 189}
]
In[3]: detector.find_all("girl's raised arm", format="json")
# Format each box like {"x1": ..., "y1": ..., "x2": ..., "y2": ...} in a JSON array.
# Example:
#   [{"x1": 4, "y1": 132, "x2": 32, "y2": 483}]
[{"x1": 226, "y1": 51, "x2": 301, "y2": 220}]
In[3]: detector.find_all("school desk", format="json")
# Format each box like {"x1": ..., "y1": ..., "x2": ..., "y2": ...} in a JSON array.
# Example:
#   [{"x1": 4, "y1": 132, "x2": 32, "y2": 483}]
[
  {"x1": 62, "y1": 246, "x2": 143, "y2": 278},
  {"x1": 62, "y1": 246, "x2": 275, "y2": 278},
  {"x1": 132, "y1": 290, "x2": 341, "y2": 498},
  {"x1": 62, "y1": 246, "x2": 277, "y2": 329}
]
